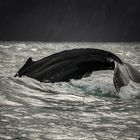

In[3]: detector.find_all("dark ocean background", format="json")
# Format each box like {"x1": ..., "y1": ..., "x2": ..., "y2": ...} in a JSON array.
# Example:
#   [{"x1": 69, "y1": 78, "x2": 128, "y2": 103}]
[{"x1": 0, "y1": 0, "x2": 140, "y2": 42}]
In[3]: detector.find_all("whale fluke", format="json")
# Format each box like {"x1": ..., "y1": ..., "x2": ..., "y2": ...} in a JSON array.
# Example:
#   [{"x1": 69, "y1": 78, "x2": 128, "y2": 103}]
[{"x1": 113, "y1": 62, "x2": 140, "y2": 92}]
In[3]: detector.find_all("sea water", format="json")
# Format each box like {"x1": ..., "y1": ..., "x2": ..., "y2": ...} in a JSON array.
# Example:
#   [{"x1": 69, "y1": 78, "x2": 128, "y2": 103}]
[{"x1": 0, "y1": 42, "x2": 140, "y2": 140}]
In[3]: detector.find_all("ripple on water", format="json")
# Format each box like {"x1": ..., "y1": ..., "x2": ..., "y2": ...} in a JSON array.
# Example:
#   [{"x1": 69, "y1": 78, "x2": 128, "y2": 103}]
[{"x1": 0, "y1": 42, "x2": 140, "y2": 140}]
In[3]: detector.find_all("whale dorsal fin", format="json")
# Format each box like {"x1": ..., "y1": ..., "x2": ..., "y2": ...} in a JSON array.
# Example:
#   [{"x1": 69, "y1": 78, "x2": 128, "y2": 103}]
[
  {"x1": 25, "y1": 57, "x2": 34, "y2": 66},
  {"x1": 14, "y1": 57, "x2": 34, "y2": 77}
]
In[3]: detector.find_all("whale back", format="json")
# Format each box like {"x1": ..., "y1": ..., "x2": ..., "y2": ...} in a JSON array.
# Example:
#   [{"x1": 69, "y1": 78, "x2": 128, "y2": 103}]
[{"x1": 14, "y1": 49, "x2": 123, "y2": 81}]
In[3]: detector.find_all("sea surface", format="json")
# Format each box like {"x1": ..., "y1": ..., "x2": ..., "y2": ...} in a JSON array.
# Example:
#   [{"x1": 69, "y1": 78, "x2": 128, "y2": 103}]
[{"x1": 0, "y1": 42, "x2": 140, "y2": 140}]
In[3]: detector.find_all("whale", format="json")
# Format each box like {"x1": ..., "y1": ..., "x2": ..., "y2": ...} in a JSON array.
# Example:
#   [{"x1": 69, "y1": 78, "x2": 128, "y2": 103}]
[
  {"x1": 113, "y1": 61, "x2": 140, "y2": 93},
  {"x1": 14, "y1": 48, "x2": 140, "y2": 93}
]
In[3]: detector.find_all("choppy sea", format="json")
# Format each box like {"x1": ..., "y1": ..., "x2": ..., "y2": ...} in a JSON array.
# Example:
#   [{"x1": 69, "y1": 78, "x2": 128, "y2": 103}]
[{"x1": 0, "y1": 42, "x2": 140, "y2": 140}]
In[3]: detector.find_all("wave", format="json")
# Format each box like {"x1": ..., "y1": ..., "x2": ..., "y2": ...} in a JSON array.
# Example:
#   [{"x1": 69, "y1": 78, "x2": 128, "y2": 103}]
[{"x1": 1, "y1": 73, "x2": 139, "y2": 108}]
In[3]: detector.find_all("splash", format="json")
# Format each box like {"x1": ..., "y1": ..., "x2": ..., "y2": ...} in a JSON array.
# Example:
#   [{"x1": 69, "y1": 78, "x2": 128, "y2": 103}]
[
  {"x1": 119, "y1": 80, "x2": 140, "y2": 99},
  {"x1": 70, "y1": 78, "x2": 117, "y2": 98}
]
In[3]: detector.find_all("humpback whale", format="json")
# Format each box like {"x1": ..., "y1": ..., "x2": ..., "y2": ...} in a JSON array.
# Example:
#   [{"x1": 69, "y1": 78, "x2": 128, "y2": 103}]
[{"x1": 15, "y1": 48, "x2": 140, "y2": 93}]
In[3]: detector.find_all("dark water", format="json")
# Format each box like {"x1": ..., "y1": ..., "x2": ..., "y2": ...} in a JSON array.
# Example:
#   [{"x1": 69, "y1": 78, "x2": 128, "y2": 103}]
[{"x1": 0, "y1": 42, "x2": 140, "y2": 140}]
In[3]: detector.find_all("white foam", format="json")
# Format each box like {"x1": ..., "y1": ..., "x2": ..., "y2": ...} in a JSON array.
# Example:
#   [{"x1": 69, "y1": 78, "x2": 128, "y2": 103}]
[
  {"x1": 70, "y1": 78, "x2": 116, "y2": 97},
  {"x1": 119, "y1": 80, "x2": 140, "y2": 99}
]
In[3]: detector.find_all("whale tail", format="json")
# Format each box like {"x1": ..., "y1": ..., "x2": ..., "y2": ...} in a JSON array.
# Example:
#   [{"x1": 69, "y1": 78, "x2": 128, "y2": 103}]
[
  {"x1": 124, "y1": 62, "x2": 140, "y2": 83},
  {"x1": 113, "y1": 62, "x2": 140, "y2": 92}
]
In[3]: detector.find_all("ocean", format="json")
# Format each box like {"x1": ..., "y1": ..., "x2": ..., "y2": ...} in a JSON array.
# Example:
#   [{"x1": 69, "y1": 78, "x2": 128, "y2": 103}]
[{"x1": 0, "y1": 42, "x2": 140, "y2": 140}]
